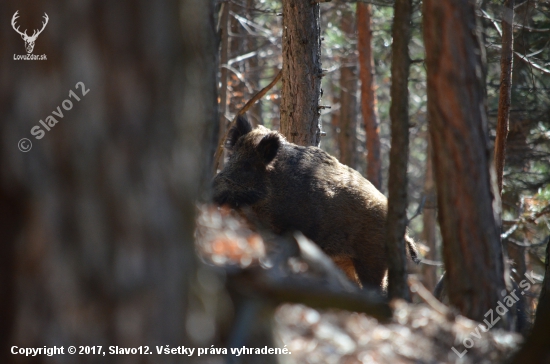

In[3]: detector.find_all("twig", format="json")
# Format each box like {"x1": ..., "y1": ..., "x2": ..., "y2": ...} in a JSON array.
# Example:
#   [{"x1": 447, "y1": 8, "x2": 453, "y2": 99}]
[
  {"x1": 501, "y1": 223, "x2": 519, "y2": 239},
  {"x1": 506, "y1": 236, "x2": 549, "y2": 248},
  {"x1": 220, "y1": 64, "x2": 253, "y2": 93},
  {"x1": 482, "y1": 10, "x2": 550, "y2": 75},
  {"x1": 418, "y1": 259, "x2": 444, "y2": 266},
  {"x1": 406, "y1": 195, "x2": 426, "y2": 225},
  {"x1": 532, "y1": 204, "x2": 550, "y2": 221},
  {"x1": 408, "y1": 276, "x2": 454, "y2": 319}
]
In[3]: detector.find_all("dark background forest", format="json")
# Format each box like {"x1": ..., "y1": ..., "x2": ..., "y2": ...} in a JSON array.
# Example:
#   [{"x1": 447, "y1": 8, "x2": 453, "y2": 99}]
[{"x1": 0, "y1": 0, "x2": 549, "y2": 363}]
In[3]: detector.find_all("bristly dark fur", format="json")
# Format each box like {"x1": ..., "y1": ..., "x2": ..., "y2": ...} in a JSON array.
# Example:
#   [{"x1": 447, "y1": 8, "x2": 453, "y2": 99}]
[
  {"x1": 257, "y1": 133, "x2": 281, "y2": 165},
  {"x1": 226, "y1": 115, "x2": 253, "y2": 150},
  {"x1": 213, "y1": 114, "x2": 421, "y2": 290}
]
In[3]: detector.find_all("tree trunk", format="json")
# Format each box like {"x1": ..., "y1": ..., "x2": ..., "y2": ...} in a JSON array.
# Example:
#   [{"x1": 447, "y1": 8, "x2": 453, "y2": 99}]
[
  {"x1": 386, "y1": 0, "x2": 413, "y2": 302},
  {"x1": 357, "y1": 2, "x2": 382, "y2": 190},
  {"x1": 229, "y1": 1, "x2": 246, "y2": 115},
  {"x1": 218, "y1": 1, "x2": 231, "y2": 169},
  {"x1": 0, "y1": 1, "x2": 219, "y2": 362},
  {"x1": 337, "y1": 8, "x2": 358, "y2": 168},
  {"x1": 510, "y1": 242, "x2": 550, "y2": 363},
  {"x1": 422, "y1": 139, "x2": 438, "y2": 291},
  {"x1": 331, "y1": 85, "x2": 341, "y2": 159},
  {"x1": 246, "y1": 0, "x2": 263, "y2": 126},
  {"x1": 272, "y1": 65, "x2": 282, "y2": 131},
  {"x1": 494, "y1": 0, "x2": 515, "y2": 195},
  {"x1": 219, "y1": 2, "x2": 231, "y2": 134},
  {"x1": 280, "y1": 0, "x2": 322, "y2": 147},
  {"x1": 423, "y1": 0, "x2": 508, "y2": 324}
]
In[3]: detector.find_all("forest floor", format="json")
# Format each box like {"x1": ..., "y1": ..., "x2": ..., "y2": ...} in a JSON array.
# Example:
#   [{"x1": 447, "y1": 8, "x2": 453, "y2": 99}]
[{"x1": 196, "y1": 206, "x2": 522, "y2": 364}]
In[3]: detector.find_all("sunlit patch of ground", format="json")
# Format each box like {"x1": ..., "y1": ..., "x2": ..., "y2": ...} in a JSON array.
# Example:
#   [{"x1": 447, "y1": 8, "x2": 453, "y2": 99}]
[{"x1": 274, "y1": 303, "x2": 520, "y2": 364}]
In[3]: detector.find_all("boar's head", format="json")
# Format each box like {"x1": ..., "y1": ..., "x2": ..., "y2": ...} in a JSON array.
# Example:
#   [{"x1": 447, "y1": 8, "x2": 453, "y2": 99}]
[{"x1": 213, "y1": 115, "x2": 281, "y2": 208}]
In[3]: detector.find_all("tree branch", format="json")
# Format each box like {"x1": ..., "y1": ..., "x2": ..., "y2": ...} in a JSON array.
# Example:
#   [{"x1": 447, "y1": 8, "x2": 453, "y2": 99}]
[{"x1": 482, "y1": 10, "x2": 550, "y2": 75}]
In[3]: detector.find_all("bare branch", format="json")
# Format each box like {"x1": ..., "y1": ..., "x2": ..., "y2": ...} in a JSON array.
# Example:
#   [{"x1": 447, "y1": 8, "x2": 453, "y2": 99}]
[
  {"x1": 482, "y1": 10, "x2": 550, "y2": 75},
  {"x1": 406, "y1": 195, "x2": 426, "y2": 225},
  {"x1": 408, "y1": 276, "x2": 453, "y2": 318}
]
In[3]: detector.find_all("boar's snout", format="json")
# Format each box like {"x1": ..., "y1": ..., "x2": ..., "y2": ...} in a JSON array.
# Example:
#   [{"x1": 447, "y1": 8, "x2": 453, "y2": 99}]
[
  {"x1": 212, "y1": 173, "x2": 231, "y2": 206},
  {"x1": 212, "y1": 172, "x2": 267, "y2": 208}
]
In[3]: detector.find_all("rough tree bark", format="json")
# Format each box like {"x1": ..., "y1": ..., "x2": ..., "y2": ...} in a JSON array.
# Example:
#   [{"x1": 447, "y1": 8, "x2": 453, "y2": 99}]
[
  {"x1": 0, "y1": 1, "x2": 219, "y2": 363},
  {"x1": 357, "y1": 2, "x2": 382, "y2": 190},
  {"x1": 386, "y1": 0, "x2": 413, "y2": 302},
  {"x1": 280, "y1": 0, "x2": 322, "y2": 147},
  {"x1": 337, "y1": 8, "x2": 358, "y2": 168},
  {"x1": 423, "y1": 0, "x2": 508, "y2": 323},
  {"x1": 494, "y1": 0, "x2": 515, "y2": 196}
]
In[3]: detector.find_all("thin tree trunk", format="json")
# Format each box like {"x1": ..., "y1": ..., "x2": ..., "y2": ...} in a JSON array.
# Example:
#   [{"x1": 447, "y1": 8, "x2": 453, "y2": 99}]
[
  {"x1": 510, "y1": 242, "x2": 550, "y2": 363},
  {"x1": 280, "y1": 0, "x2": 322, "y2": 147},
  {"x1": 229, "y1": 1, "x2": 246, "y2": 115},
  {"x1": 422, "y1": 139, "x2": 437, "y2": 291},
  {"x1": 357, "y1": 2, "x2": 382, "y2": 190},
  {"x1": 247, "y1": 0, "x2": 262, "y2": 126},
  {"x1": 331, "y1": 83, "x2": 341, "y2": 159},
  {"x1": 423, "y1": 0, "x2": 508, "y2": 324},
  {"x1": 338, "y1": 9, "x2": 358, "y2": 168},
  {"x1": 507, "y1": 240, "x2": 527, "y2": 332},
  {"x1": 219, "y1": 2, "x2": 231, "y2": 163},
  {"x1": 494, "y1": 0, "x2": 515, "y2": 195},
  {"x1": 386, "y1": 0, "x2": 413, "y2": 302}
]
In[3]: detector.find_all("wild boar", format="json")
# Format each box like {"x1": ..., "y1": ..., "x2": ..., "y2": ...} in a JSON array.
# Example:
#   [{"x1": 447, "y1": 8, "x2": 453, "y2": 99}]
[{"x1": 213, "y1": 115, "x2": 419, "y2": 289}]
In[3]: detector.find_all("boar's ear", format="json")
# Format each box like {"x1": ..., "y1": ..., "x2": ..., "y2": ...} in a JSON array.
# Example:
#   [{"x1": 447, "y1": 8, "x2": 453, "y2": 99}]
[
  {"x1": 257, "y1": 133, "x2": 280, "y2": 165},
  {"x1": 226, "y1": 114, "x2": 253, "y2": 150}
]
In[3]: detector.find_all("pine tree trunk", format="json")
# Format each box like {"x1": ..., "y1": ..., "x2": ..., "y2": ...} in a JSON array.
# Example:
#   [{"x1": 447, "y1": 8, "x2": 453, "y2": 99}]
[
  {"x1": 247, "y1": 0, "x2": 263, "y2": 126},
  {"x1": 494, "y1": 0, "x2": 515, "y2": 195},
  {"x1": 386, "y1": 0, "x2": 413, "y2": 301},
  {"x1": 423, "y1": 0, "x2": 508, "y2": 324},
  {"x1": 280, "y1": 0, "x2": 322, "y2": 147},
  {"x1": 218, "y1": 1, "x2": 231, "y2": 168},
  {"x1": 357, "y1": 2, "x2": 382, "y2": 190},
  {"x1": 229, "y1": 1, "x2": 246, "y2": 115},
  {"x1": 0, "y1": 1, "x2": 219, "y2": 361},
  {"x1": 331, "y1": 85, "x2": 341, "y2": 159},
  {"x1": 337, "y1": 8, "x2": 358, "y2": 168},
  {"x1": 510, "y1": 243, "x2": 550, "y2": 363}
]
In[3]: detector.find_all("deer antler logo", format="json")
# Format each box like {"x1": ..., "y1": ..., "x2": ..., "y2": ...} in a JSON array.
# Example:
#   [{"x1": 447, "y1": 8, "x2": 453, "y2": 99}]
[{"x1": 12, "y1": 11, "x2": 49, "y2": 54}]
